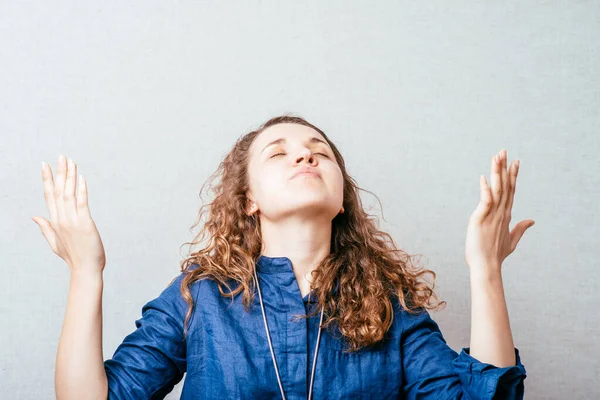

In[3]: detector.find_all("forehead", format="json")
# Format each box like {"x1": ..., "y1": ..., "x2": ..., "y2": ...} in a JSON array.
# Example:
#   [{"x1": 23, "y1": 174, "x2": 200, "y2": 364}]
[{"x1": 255, "y1": 123, "x2": 323, "y2": 145}]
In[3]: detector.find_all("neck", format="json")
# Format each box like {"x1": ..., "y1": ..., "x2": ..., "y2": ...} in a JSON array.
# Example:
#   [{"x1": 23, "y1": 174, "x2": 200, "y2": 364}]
[{"x1": 260, "y1": 214, "x2": 332, "y2": 297}]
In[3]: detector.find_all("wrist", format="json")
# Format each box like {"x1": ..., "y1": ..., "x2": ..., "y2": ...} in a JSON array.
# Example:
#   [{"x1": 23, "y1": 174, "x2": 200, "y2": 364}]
[
  {"x1": 70, "y1": 268, "x2": 104, "y2": 282},
  {"x1": 469, "y1": 267, "x2": 503, "y2": 285}
]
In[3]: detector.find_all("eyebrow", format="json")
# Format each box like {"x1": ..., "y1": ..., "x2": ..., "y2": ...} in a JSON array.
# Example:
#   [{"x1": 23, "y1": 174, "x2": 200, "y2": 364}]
[{"x1": 260, "y1": 136, "x2": 330, "y2": 155}]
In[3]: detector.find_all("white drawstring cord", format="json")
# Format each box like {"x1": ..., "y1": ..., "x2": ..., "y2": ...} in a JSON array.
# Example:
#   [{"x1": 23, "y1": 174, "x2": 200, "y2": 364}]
[{"x1": 253, "y1": 268, "x2": 324, "y2": 400}]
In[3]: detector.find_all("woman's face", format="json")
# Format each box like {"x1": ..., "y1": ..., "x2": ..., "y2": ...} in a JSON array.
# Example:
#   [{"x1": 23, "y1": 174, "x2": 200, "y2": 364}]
[{"x1": 246, "y1": 123, "x2": 344, "y2": 222}]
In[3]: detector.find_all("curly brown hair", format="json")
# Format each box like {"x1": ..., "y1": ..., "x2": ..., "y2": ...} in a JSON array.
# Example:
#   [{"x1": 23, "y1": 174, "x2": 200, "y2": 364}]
[{"x1": 175, "y1": 113, "x2": 446, "y2": 353}]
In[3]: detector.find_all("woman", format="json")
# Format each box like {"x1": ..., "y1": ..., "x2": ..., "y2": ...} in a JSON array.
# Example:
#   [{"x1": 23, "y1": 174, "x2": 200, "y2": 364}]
[{"x1": 34, "y1": 114, "x2": 532, "y2": 399}]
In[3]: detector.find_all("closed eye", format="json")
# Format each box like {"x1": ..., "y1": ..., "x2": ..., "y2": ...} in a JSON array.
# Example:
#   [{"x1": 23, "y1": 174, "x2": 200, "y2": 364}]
[{"x1": 270, "y1": 152, "x2": 329, "y2": 159}]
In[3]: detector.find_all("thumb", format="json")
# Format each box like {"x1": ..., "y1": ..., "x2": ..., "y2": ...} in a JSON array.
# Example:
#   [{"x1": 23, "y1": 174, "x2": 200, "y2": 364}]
[
  {"x1": 509, "y1": 220, "x2": 535, "y2": 253},
  {"x1": 32, "y1": 216, "x2": 58, "y2": 252}
]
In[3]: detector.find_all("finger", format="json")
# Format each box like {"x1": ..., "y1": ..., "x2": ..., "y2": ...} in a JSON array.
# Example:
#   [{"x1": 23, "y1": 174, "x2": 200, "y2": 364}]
[
  {"x1": 490, "y1": 151, "x2": 502, "y2": 208},
  {"x1": 55, "y1": 154, "x2": 67, "y2": 223},
  {"x1": 32, "y1": 216, "x2": 58, "y2": 253},
  {"x1": 41, "y1": 161, "x2": 58, "y2": 224},
  {"x1": 474, "y1": 174, "x2": 493, "y2": 222},
  {"x1": 499, "y1": 149, "x2": 509, "y2": 209},
  {"x1": 77, "y1": 174, "x2": 91, "y2": 218},
  {"x1": 506, "y1": 159, "x2": 519, "y2": 213},
  {"x1": 64, "y1": 158, "x2": 78, "y2": 216}
]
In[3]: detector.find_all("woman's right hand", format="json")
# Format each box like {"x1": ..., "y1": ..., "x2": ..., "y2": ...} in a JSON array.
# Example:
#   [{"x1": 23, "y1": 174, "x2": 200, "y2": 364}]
[{"x1": 32, "y1": 154, "x2": 106, "y2": 274}]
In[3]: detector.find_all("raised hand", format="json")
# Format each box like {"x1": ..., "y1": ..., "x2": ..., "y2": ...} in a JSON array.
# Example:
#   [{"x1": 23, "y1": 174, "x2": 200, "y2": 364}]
[
  {"x1": 465, "y1": 149, "x2": 535, "y2": 276},
  {"x1": 32, "y1": 154, "x2": 106, "y2": 273}
]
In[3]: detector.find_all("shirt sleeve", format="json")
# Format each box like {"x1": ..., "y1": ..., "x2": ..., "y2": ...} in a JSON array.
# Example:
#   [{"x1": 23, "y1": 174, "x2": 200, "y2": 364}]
[
  {"x1": 103, "y1": 267, "x2": 199, "y2": 399},
  {"x1": 400, "y1": 306, "x2": 527, "y2": 400}
]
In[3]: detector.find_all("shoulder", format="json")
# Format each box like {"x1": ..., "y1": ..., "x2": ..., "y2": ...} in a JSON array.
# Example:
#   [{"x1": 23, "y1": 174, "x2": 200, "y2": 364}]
[
  {"x1": 142, "y1": 264, "x2": 205, "y2": 323},
  {"x1": 390, "y1": 294, "x2": 441, "y2": 336},
  {"x1": 161, "y1": 263, "x2": 203, "y2": 299}
]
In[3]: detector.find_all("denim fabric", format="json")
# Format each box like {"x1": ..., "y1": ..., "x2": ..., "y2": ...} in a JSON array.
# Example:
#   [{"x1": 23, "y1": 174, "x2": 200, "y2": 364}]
[{"x1": 104, "y1": 255, "x2": 526, "y2": 399}]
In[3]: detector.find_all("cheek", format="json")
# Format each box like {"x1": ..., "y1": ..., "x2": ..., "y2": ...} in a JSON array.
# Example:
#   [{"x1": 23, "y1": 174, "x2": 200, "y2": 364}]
[
  {"x1": 333, "y1": 169, "x2": 344, "y2": 195},
  {"x1": 254, "y1": 170, "x2": 287, "y2": 198}
]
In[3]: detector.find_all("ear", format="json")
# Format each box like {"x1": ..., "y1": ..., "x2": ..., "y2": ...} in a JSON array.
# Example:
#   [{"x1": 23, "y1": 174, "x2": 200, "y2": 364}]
[{"x1": 245, "y1": 196, "x2": 258, "y2": 216}]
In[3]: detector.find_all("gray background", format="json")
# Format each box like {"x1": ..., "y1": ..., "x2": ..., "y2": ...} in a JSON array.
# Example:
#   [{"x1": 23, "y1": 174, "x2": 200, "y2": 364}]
[{"x1": 2, "y1": 1, "x2": 598, "y2": 399}]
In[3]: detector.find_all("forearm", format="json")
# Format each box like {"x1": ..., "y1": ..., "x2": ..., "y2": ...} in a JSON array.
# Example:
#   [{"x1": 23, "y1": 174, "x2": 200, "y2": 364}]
[
  {"x1": 55, "y1": 269, "x2": 108, "y2": 400},
  {"x1": 469, "y1": 267, "x2": 516, "y2": 368}
]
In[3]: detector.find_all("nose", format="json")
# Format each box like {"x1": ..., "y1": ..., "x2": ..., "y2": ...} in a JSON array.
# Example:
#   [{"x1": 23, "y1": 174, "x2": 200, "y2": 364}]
[{"x1": 295, "y1": 147, "x2": 316, "y2": 165}]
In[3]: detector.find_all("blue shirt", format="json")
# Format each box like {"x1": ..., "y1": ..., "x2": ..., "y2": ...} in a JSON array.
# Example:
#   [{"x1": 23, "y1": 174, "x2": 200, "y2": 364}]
[{"x1": 104, "y1": 255, "x2": 527, "y2": 399}]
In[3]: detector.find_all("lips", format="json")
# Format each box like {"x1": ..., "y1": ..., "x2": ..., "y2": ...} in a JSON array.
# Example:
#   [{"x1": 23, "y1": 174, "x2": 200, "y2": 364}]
[{"x1": 291, "y1": 167, "x2": 321, "y2": 179}]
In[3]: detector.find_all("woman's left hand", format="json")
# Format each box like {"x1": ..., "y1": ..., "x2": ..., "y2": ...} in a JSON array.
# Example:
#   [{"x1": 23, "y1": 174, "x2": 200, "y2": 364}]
[{"x1": 465, "y1": 149, "x2": 535, "y2": 276}]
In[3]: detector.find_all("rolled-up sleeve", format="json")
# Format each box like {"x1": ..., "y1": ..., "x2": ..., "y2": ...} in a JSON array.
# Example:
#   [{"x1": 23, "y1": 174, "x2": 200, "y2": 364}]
[
  {"x1": 104, "y1": 267, "x2": 198, "y2": 399},
  {"x1": 400, "y1": 307, "x2": 527, "y2": 399}
]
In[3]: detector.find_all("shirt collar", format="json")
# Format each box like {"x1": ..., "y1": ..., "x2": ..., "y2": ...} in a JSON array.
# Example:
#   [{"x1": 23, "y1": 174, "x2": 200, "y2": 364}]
[
  {"x1": 256, "y1": 255, "x2": 294, "y2": 274},
  {"x1": 256, "y1": 255, "x2": 339, "y2": 304}
]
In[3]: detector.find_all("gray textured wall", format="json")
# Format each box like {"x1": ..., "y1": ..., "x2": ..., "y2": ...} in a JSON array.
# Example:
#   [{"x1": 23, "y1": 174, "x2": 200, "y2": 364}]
[{"x1": 2, "y1": 1, "x2": 598, "y2": 399}]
